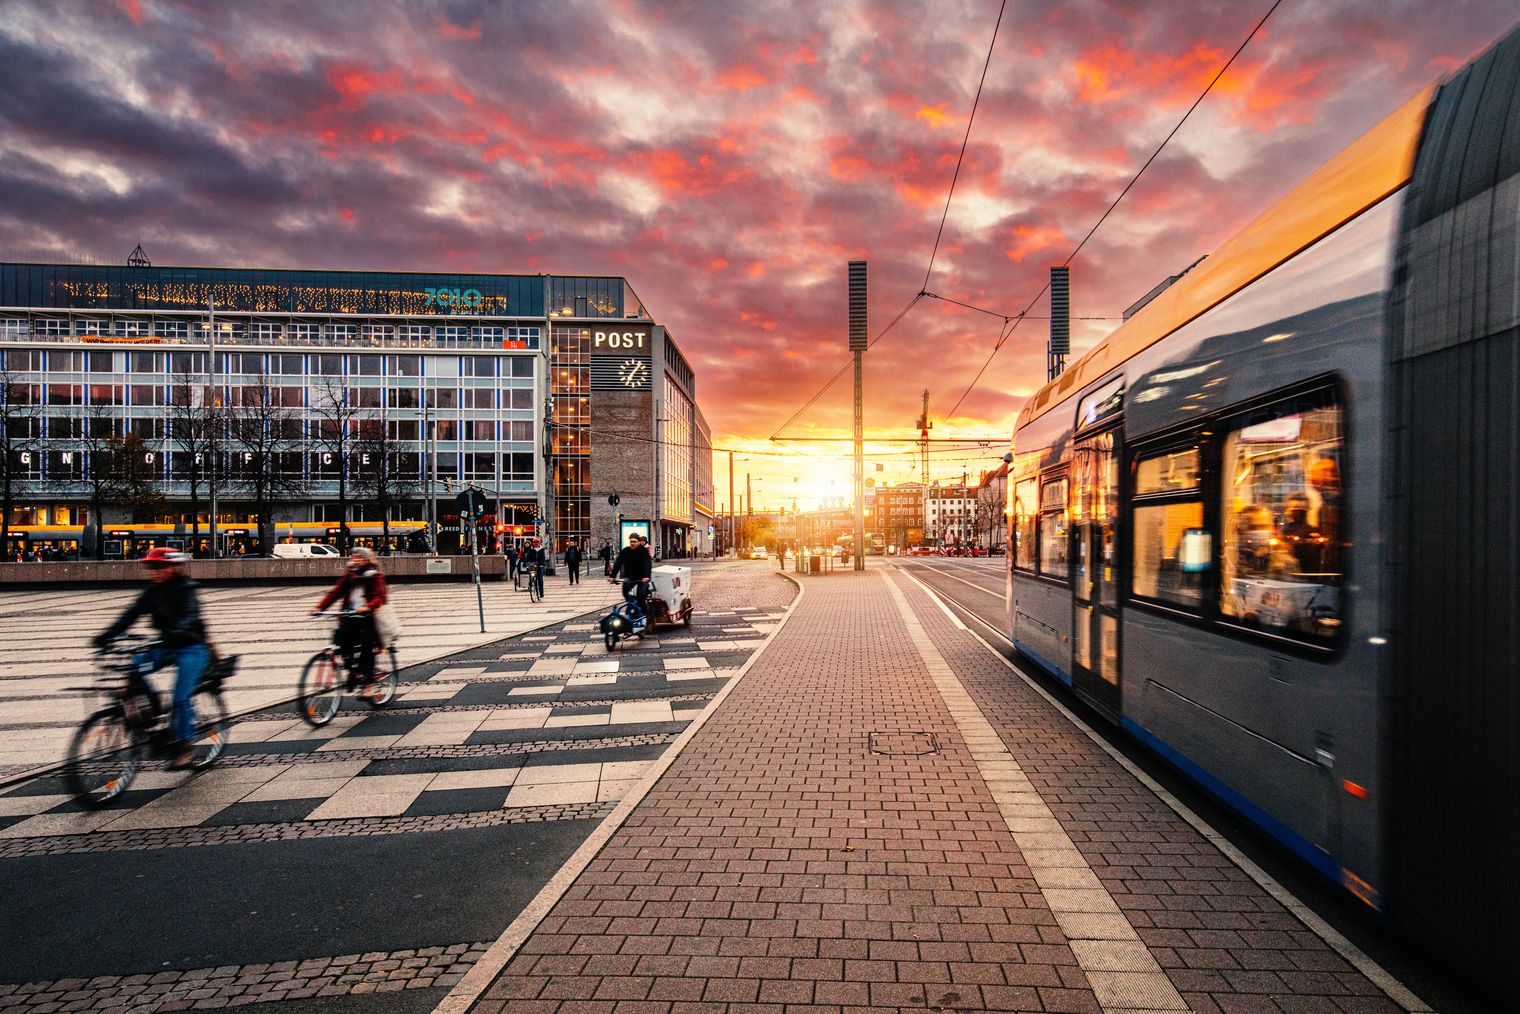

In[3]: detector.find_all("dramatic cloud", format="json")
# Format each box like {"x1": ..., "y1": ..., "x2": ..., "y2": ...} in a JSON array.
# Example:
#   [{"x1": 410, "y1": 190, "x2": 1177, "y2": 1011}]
[{"x1": 0, "y1": 0, "x2": 1513, "y2": 506}]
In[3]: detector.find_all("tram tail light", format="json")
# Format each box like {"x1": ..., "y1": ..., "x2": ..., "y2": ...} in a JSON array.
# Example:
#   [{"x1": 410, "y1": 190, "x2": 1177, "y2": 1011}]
[{"x1": 1342, "y1": 780, "x2": 1370, "y2": 800}]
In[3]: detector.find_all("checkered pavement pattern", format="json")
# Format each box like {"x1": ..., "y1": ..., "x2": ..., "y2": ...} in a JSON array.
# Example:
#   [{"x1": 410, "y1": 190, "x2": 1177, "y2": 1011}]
[
  {"x1": 0, "y1": 604, "x2": 785, "y2": 847},
  {"x1": 463, "y1": 567, "x2": 1409, "y2": 1014},
  {"x1": 0, "y1": 566, "x2": 796, "y2": 1014}
]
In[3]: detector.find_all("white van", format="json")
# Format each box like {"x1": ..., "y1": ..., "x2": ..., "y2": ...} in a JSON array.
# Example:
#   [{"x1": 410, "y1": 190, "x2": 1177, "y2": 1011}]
[{"x1": 272, "y1": 543, "x2": 341, "y2": 559}]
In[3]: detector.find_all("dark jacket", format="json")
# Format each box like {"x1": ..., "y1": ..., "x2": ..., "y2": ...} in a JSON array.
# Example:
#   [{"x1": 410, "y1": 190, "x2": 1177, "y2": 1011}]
[
  {"x1": 99, "y1": 573, "x2": 208, "y2": 648},
  {"x1": 610, "y1": 544, "x2": 653, "y2": 582},
  {"x1": 565, "y1": 545, "x2": 583, "y2": 567},
  {"x1": 315, "y1": 566, "x2": 388, "y2": 613},
  {"x1": 519, "y1": 546, "x2": 547, "y2": 569}
]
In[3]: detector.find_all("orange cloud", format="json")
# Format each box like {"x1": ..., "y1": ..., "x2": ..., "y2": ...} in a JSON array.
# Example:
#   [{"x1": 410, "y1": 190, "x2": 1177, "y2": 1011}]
[
  {"x1": 1003, "y1": 224, "x2": 1065, "y2": 262},
  {"x1": 719, "y1": 64, "x2": 769, "y2": 91},
  {"x1": 917, "y1": 103, "x2": 951, "y2": 127}
]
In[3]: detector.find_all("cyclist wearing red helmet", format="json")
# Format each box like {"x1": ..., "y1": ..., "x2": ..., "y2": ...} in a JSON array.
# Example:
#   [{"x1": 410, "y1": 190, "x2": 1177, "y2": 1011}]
[{"x1": 93, "y1": 547, "x2": 210, "y2": 769}]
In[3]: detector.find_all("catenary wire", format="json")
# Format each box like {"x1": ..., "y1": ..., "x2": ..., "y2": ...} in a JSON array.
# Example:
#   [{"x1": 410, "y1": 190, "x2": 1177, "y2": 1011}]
[
  {"x1": 923, "y1": 0, "x2": 1009, "y2": 293},
  {"x1": 939, "y1": 0, "x2": 1286, "y2": 422}
]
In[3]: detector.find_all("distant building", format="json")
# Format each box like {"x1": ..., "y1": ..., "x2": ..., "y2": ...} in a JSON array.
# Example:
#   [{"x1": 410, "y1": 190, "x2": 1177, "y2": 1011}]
[{"x1": 0, "y1": 262, "x2": 708, "y2": 559}]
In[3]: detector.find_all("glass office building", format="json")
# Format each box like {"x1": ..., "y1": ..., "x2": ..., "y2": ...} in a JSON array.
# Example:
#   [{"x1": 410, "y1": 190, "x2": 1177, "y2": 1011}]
[{"x1": 0, "y1": 262, "x2": 703, "y2": 559}]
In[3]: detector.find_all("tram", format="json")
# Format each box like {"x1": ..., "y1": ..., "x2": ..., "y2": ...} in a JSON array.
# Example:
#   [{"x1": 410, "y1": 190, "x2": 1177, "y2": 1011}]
[
  {"x1": 1006, "y1": 24, "x2": 1520, "y2": 998},
  {"x1": 6, "y1": 521, "x2": 428, "y2": 559}
]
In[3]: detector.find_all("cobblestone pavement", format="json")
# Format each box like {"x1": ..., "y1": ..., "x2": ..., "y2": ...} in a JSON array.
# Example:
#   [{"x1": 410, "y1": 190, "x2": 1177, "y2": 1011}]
[
  {"x1": 0, "y1": 562, "x2": 796, "y2": 1014},
  {"x1": 0, "y1": 572, "x2": 628, "y2": 778},
  {"x1": 461, "y1": 565, "x2": 1412, "y2": 1014}
]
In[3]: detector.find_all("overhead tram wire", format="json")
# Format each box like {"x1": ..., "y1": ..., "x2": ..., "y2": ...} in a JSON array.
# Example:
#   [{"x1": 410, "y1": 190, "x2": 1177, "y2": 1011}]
[
  {"x1": 922, "y1": 0, "x2": 1009, "y2": 293},
  {"x1": 938, "y1": 0, "x2": 1287, "y2": 422},
  {"x1": 770, "y1": 1, "x2": 1009, "y2": 443},
  {"x1": 767, "y1": 292, "x2": 923, "y2": 440}
]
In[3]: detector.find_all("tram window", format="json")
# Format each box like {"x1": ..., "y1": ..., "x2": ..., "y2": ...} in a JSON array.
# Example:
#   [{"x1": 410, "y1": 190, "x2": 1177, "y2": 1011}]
[
  {"x1": 1133, "y1": 502, "x2": 1207, "y2": 607},
  {"x1": 1219, "y1": 400, "x2": 1344, "y2": 642},
  {"x1": 1014, "y1": 479, "x2": 1037, "y2": 571},
  {"x1": 1037, "y1": 477, "x2": 1068, "y2": 577},
  {"x1": 1135, "y1": 448, "x2": 1200, "y2": 494}
]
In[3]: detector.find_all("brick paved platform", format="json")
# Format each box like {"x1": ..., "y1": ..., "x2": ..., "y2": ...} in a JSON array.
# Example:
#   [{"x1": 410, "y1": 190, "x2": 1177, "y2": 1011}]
[{"x1": 455, "y1": 567, "x2": 1413, "y2": 1014}]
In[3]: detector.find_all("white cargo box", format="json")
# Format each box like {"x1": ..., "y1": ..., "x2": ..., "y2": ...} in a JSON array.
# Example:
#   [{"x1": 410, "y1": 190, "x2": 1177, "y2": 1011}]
[{"x1": 650, "y1": 565, "x2": 691, "y2": 606}]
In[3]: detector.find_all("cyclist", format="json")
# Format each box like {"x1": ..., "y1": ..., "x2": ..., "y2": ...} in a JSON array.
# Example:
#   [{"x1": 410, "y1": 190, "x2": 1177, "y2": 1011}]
[
  {"x1": 519, "y1": 536, "x2": 548, "y2": 598},
  {"x1": 608, "y1": 531, "x2": 653, "y2": 633},
  {"x1": 92, "y1": 547, "x2": 210, "y2": 769},
  {"x1": 310, "y1": 547, "x2": 387, "y2": 689}
]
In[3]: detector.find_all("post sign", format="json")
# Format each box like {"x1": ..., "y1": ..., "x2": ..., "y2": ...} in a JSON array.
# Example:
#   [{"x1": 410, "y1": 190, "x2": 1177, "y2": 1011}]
[{"x1": 590, "y1": 329, "x2": 651, "y2": 357}]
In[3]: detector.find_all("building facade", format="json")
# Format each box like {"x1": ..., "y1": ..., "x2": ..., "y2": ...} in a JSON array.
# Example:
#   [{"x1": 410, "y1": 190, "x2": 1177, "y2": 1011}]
[{"x1": 0, "y1": 262, "x2": 707, "y2": 559}]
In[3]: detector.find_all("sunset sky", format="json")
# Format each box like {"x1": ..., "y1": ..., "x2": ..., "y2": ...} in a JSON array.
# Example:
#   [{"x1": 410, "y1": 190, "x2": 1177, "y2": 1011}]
[{"x1": 1, "y1": 0, "x2": 1515, "y2": 511}]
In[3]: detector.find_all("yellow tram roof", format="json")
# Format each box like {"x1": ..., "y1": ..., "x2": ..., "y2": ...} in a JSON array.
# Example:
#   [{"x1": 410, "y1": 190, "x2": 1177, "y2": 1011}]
[{"x1": 1014, "y1": 83, "x2": 1437, "y2": 434}]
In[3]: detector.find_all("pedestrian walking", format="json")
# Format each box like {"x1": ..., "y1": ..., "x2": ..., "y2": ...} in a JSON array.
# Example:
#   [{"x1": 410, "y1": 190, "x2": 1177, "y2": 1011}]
[
  {"x1": 599, "y1": 540, "x2": 613, "y2": 576},
  {"x1": 565, "y1": 540, "x2": 583, "y2": 585},
  {"x1": 507, "y1": 542, "x2": 519, "y2": 581},
  {"x1": 777, "y1": 544, "x2": 787, "y2": 568}
]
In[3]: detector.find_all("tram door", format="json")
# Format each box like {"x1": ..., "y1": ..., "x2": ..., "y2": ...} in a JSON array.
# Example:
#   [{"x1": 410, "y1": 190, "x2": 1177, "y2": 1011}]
[{"x1": 1070, "y1": 431, "x2": 1121, "y2": 716}]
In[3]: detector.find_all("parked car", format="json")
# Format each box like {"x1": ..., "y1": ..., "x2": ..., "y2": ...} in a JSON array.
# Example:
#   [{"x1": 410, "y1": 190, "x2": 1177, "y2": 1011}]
[{"x1": 272, "y1": 543, "x2": 341, "y2": 559}]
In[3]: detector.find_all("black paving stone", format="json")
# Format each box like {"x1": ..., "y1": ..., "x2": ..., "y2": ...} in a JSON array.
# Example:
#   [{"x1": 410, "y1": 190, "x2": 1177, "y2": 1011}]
[
  {"x1": 226, "y1": 739, "x2": 326, "y2": 756},
  {"x1": 202, "y1": 798, "x2": 321, "y2": 827},
  {"x1": 466, "y1": 721, "x2": 686, "y2": 746},
  {"x1": 402, "y1": 786, "x2": 509, "y2": 817},
  {"x1": 362, "y1": 754, "x2": 528, "y2": 777},
  {"x1": 446, "y1": 683, "x2": 531, "y2": 706},
  {"x1": 546, "y1": 704, "x2": 611, "y2": 718},
  {"x1": 342, "y1": 712, "x2": 429, "y2": 737}
]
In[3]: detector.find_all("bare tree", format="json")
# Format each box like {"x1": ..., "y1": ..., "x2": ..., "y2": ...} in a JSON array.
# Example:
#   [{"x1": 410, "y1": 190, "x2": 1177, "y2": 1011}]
[
  {"x1": 226, "y1": 375, "x2": 304, "y2": 552},
  {"x1": 312, "y1": 378, "x2": 358, "y2": 554},
  {"x1": 0, "y1": 362, "x2": 40, "y2": 557},
  {"x1": 353, "y1": 412, "x2": 418, "y2": 552},
  {"x1": 168, "y1": 375, "x2": 222, "y2": 550},
  {"x1": 79, "y1": 405, "x2": 127, "y2": 559}
]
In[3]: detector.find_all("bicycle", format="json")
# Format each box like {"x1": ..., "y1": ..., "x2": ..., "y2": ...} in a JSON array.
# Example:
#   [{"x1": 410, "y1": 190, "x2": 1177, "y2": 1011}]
[
  {"x1": 296, "y1": 611, "x2": 400, "y2": 726},
  {"x1": 64, "y1": 635, "x2": 233, "y2": 808},
  {"x1": 521, "y1": 563, "x2": 543, "y2": 603}
]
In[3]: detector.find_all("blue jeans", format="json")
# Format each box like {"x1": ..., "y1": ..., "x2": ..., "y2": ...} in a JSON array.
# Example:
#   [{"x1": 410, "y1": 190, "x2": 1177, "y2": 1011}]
[{"x1": 134, "y1": 643, "x2": 209, "y2": 744}]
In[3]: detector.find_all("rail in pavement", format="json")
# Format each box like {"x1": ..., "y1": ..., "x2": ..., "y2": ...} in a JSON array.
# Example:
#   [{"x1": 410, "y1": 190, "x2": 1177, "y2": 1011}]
[{"x1": 451, "y1": 566, "x2": 1419, "y2": 1014}]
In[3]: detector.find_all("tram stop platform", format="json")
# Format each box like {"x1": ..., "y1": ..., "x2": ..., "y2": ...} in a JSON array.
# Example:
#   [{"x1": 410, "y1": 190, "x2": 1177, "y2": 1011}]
[{"x1": 441, "y1": 567, "x2": 1419, "y2": 1014}]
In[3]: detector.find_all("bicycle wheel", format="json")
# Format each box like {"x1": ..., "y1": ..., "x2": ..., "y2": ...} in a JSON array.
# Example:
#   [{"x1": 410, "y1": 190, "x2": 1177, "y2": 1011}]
[
  {"x1": 529, "y1": 575, "x2": 542, "y2": 603},
  {"x1": 365, "y1": 647, "x2": 400, "y2": 708},
  {"x1": 65, "y1": 707, "x2": 144, "y2": 808},
  {"x1": 604, "y1": 629, "x2": 618, "y2": 651},
  {"x1": 298, "y1": 650, "x2": 343, "y2": 726},
  {"x1": 189, "y1": 689, "x2": 230, "y2": 769}
]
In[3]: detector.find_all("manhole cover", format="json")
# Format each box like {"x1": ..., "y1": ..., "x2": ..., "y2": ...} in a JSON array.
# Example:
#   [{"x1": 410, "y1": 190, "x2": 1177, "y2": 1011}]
[{"x1": 869, "y1": 731, "x2": 939, "y2": 756}]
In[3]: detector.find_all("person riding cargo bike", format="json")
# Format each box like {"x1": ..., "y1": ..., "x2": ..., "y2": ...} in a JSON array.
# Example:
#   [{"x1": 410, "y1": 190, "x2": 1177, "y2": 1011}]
[
  {"x1": 608, "y1": 531, "x2": 654, "y2": 633},
  {"x1": 91, "y1": 547, "x2": 211, "y2": 770}
]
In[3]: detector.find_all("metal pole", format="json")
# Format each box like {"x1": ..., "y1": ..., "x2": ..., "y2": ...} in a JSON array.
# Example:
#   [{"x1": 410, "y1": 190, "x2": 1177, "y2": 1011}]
[
  {"x1": 728, "y1": 450, "x2": 734, "y2": 558},
  {"x1": 745, "y1": 473, "x2": 751, "y2": 551},
  {"x1": 847, "y1": 260, "x2": 867, "y2": 572},
  {"x1": 853, "y1": 348, "x2": 864, "y2": 571},
  {"x1": 206, "y1": 298, "x2": 218, "y2": 558},
  {"x1": 429, "y1": 410, "x2": 439, "y2": 554},
  {"x1": 470, "y1": 510, "x2": 484, "y2": 633},
  {"x1": 423, "y1": 399, "x2": 434, "y2": 553}
]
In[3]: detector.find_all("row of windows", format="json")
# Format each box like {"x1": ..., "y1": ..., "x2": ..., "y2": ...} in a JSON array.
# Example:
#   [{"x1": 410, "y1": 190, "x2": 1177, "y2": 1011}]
[
  {"x1": 1013, "y1": 389, "x2": 1345, "y2": 647},
  {"x1": 4, "y1": 383, "x2": 536, "y2": 412},
  {"x1": 2, "y1": 349, "x2": 535, "y2": 379},
  {"x1": 7, "y1": 449, "x2": 537, "y2": 482},
  {"x1": 8, "y1": 416, "x2": 536, "y2": 443}
]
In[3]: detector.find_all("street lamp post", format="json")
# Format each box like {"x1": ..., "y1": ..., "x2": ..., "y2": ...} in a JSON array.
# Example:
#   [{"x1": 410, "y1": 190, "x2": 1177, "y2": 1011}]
[{"x1": 206, "y1": 299, "x2": 219, "y2": 558}]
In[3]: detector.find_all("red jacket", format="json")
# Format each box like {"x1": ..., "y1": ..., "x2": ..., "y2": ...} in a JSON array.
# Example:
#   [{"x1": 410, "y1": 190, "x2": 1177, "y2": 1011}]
[{"x1": 316, "y1": 566, "x2": 388, "y2": 613}]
